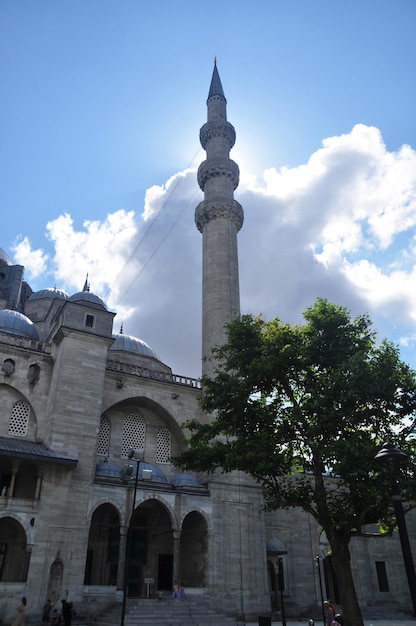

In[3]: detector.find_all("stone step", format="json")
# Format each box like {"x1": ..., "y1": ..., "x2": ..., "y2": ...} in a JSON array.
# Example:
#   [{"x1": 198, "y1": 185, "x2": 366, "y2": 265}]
[{"x1": 94, "y1": 598, "x2": 237, "y2": 626}]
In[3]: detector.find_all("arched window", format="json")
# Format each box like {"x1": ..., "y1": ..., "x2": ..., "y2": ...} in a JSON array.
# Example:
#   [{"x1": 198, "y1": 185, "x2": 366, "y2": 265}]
[
  {"x1": 9, "y1": 401, "x2": 30, "y2": 437},
  {"x1": 121, "y1": 413, "x2": 146, "y2": 458},
  {"x1": 156, "y1": 428, "x2": 171, "y2": 463},
  {"x1": 97, "y1": 417, "x2": 111, "y2": 457}
]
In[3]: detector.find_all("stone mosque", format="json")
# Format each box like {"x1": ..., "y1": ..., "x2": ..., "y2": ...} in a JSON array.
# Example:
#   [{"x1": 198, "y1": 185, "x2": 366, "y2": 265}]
[{"x1": 0, "y1": 63, "x2": 414, "y2": 623}]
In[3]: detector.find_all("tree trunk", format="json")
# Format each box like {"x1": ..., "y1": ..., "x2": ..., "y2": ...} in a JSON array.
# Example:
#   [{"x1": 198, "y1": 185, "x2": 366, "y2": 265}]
[{"x1": 329, "y1": 531, "x2": 364, "y2": 626}]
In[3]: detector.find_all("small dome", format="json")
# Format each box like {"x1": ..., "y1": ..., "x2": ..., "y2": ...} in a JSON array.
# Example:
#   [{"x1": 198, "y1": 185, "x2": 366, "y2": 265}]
[
  {"x1": 172, "y1": 473, "x2": 204, "y2": 488},
  {"x1": 69, "y1": 291, "x2": 107, "y2": 309},
  {"x1": 0, "y1": 309, "x2": 39, "y2": 341},
  {"x1": 128, "y1": 461, "x2": 168, "y2": 483},
  {"x1": 109, "y1": 333, "x2": 160, "y2": 360},
  {"x1": 28, "y1": 287, "x2": 68, "y2": 301},
  {"x1": 95, "y1": 461, "x2": 121, "y2": 480}
]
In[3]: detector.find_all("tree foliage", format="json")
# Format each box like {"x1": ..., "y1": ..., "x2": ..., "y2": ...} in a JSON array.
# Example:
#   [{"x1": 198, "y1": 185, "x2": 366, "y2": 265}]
[{"x1": 173, "y1": 298, "x2": 416, "y2": 624}]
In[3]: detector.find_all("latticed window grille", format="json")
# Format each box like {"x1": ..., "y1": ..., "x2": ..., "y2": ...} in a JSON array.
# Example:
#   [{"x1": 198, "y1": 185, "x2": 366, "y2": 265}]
[
  {"x1": 156, "y1": 428, "x2": 171, "y2": 463},
  {"x1": 121, "y1": 413, "x2": 146, "y2": 458},
  {"x1": 97, "y1": 417, "x2": 111, "y2": 457},
  {"x1": 9, "y1": 401, "x2": 30, "y2": 436}
]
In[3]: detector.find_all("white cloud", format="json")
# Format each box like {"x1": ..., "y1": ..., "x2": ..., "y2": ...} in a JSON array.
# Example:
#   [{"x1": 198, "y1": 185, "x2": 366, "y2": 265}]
[
  {"x1": 15, "y1": 125, "x2": 416, "y2": 377},
  {"x1": 12, "y1": 236, "x2": 49, "y2": 278}
]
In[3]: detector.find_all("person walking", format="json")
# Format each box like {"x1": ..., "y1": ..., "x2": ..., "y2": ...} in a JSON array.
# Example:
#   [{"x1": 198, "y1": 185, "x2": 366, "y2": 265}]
[{"x1": 12, "y1": 597, "x2": 27, "y2": 626}]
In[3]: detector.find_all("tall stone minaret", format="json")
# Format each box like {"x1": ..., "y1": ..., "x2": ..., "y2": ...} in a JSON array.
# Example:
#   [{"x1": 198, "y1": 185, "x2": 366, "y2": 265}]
[{"x1": 195, "y1": 61, "x2": 244, "y2": 378}]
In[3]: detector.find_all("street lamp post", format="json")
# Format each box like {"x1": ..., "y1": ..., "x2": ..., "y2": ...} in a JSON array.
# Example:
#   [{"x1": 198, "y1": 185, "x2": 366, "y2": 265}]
[
  {"x1": 277, "y1": 557, "x2": 286, "y2": 626},
  {"x1": 120, "y1": 448, "x2": 145, "y2": 626},
  {"x1": 374, "y1": 442, "x2": 416, "y2": 616},
  {"x1": 315, "y1": 555, "x2": 326, "y2": 626}
]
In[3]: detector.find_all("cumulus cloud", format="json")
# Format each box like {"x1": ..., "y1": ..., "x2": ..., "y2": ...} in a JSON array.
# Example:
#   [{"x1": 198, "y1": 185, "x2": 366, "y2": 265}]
[
  {"x1": 12, "y1": 236, "x2": 49, "y2": 277},
  {"x1": 15, "y1": 125, "x2": 416, "y2": 377}
]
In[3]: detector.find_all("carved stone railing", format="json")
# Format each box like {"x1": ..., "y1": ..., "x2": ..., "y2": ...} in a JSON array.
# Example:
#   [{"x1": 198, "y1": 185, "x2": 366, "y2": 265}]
[{"x1": 106, "y1": 360, "x2": 201, "y2": 389}]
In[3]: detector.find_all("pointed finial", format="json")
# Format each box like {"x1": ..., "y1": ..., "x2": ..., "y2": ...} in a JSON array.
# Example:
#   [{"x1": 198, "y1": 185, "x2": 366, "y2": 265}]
[
  {"x1": 214, "y1": 55, "x2": 217, "y2": 66},
  {"x1": 120, "y1": 322, "x2": 124, "y2": 335},
  {"x1": 83, "y1": 273, "x2": 89, "y2": 292}
]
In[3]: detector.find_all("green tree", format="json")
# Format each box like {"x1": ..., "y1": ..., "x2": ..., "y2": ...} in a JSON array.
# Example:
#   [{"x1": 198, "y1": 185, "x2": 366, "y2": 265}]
[{"x1": 174, "y1": 298, "x2": 416, "y2": 625}]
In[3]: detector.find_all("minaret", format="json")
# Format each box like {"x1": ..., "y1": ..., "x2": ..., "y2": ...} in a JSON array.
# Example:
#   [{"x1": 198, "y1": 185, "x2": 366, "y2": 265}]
[{"x1": 195, "y1": 61, "x2": 244, "y2": 377}]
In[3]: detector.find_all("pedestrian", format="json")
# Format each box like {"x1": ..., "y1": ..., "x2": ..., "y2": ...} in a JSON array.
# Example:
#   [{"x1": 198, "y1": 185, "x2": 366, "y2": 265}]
[
  {"x1": 61, "y1": 600, "x2": 72, "y2": 626},
  {"x1": 179, "y1": 582, "x2": 185, "y2": 602},
  {"x1": 172, "y1": 580, "x2": 179, "y2": 601},
  {"x1": 12, "y1": 597, "x2": 26, "y2": 626},
  {"x1": 42, "y1": 599, "x2": 52, "y2": 624},
  {"x1": 323, "y1": 600, "x2": 335, "y2": 626}
]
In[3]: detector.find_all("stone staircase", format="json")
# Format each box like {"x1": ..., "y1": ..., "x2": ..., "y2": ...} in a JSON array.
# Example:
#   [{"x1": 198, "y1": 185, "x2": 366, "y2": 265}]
[{"x1": 94, "y1": 597, "x2": 239, "y2": 626}]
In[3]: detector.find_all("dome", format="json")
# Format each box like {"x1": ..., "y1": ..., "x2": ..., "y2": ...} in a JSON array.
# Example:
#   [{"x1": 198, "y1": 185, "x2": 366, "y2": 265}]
[
  {"x1": 0, "y1": 309, "x2": 39, "y2": 341},
  {"x1": 128, "y1": 461, "x2": 168, "y2": 483},
  {"x1": 28, "y1": 287, "x2": 68, "y2": 301},
  {"x1": 109, "y1": 333, "x2": 160, "y2": 360},
  {"x1": 68, "y1": 291, "x2": 107, "y2": 309},
  {"x1": 172, "y1": 473, "x2": 204, "y2": 488},
  {"x1": 95, "y1": 461, "x2": 121, "y2": 480}
]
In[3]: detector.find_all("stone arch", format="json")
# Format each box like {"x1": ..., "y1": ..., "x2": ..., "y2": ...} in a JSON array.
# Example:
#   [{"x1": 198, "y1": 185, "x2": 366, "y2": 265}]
[
  {"x1": 127, "y1": 498, "x2": 176, "y2": 597},
  {"x1": 0, "y1": 516, "x2": 30, "y2": 582},
  {"x1": 179, "y1": 510, "x2": 209, "y2": 588},
  {"x1": 84, "y1": 503, "x2": 120, "y2": 586}
]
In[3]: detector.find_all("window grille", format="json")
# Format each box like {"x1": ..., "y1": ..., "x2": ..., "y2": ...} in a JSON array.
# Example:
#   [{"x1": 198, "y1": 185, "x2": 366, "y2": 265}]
[
  {"x1": 97, "y1": 417, "x2": 111, "y2": 456},
  {"x1": 156, "y1": 428, "x2": 171, "y2": 463},
  {"x1": 9, "y1": 401, "x2": 30, "y2": 436},
  {"x1": 121, "y1": 413, "x2": 146, "y2": 458}
]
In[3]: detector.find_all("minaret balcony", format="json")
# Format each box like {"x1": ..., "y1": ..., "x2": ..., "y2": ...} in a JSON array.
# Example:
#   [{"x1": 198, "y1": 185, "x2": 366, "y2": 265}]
[
  {"x1": 197, "y1": 158, "x2": 239, "y2": 192},
  {"x1": 200, "y1": 121, "x2": 236, "y2": 150}
]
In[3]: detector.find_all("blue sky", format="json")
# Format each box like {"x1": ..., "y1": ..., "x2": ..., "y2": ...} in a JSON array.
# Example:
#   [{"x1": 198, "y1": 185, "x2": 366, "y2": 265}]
[{"x1": 1, "y1": 1, "x2": 416, "y2": 377}]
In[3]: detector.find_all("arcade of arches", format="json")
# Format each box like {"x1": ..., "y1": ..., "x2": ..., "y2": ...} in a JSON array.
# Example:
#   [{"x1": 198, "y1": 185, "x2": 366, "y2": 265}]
[{"x1": 84, "y1": 500, "x2": 208, "y2": 596}]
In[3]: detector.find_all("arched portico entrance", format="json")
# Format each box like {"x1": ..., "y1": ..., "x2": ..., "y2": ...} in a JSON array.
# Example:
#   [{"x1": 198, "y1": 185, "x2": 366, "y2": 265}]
[
  {"x1": 84, "y1": 504, "x2": 120, "y2": 585},
  {"x1": 179, "y1": 511, "x2": 208, "y2": 587},
  {"x1": 0, "y1": 516, "x2": 30, "y2": 582},
  {"x1": 126, "y1": 499, "x2": 174, "y2": 597}
]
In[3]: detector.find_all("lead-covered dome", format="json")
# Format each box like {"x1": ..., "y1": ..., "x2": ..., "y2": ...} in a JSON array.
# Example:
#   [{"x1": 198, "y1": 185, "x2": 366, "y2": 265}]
[
  {"x1": 0, "y1": 309, "x2": 39, "y2": 341},
  {"x1": 69, "y1": 291, "x2": 107, "y2": 309},
  {"x1": 172, "y1": 473, "x2": 205, "y2": 488},
  {"x1": 109, "y1": 333, "x2": 160, "y2": 360},
  {"x1": 28, "y1": 287, "x2": 68, "y2": 301}
]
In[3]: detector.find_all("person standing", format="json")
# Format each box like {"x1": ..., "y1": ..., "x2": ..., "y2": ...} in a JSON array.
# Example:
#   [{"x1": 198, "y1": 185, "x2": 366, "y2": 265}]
[
  {"x1": 61, "y1": 600, "x2": 72, "y2": 626},
  {"x1": 172, "y1": 580, "x2": 179, "y2": 601},
  {"x1": 179, "y1": 582, "x2": 185, "y2": 602},
  {"x1": 42, "y1": 599, "x2": 52, "y2": 624},
  {"x1": 12, "y1": 597, "x2": 26, "y2": 626},
  {"x1": 323, "y1": 600, "x2": 335, "y2": 626}
]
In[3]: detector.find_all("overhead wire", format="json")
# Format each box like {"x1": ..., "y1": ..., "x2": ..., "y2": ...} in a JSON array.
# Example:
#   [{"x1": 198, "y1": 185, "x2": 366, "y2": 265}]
[{"x1": 104, "y1": 147, "x2": 203, "y2": 304}]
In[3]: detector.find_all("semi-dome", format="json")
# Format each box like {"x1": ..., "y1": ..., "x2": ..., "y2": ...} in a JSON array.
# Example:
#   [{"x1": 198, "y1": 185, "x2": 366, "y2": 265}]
[
  {"x1": 28, "y1": 287, "x2": 68, "y2": 301},
  {"x1": 0, "y1": 309, "x2": 39, "y2": 341},
  {"x1": 68, "y1": 291, "x2": 107, "y2": 309},
  {"x1": 172, "y1": 472, "x2": 204, "y2": 488},
  {"x1": 109, "y1": 333, "x2": 160, "y2": 360},
  {"x1": 95, "y1": 460, "x2": 121, "y2": 480}
]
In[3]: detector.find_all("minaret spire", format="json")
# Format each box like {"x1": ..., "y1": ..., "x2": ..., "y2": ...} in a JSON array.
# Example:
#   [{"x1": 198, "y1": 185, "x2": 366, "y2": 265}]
[{"x1": 195, "y1": 62, "x2": 244, "y2": 378}]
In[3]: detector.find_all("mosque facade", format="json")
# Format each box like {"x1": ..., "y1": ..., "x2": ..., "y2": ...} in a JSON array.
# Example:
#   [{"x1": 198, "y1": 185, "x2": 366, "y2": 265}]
[{"x1": 0, "y1": 65, "x2": 414, "y2": 623}]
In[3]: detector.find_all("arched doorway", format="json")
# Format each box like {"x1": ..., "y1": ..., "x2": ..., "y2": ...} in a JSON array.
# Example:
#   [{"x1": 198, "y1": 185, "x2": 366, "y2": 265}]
[
  {"x1": 179, "y1": 511, "x2": 208, "y2": 587},
  {"x1": 127, "y1": 499, "x2": 173, "y2": 597},
  {"x1": 0, "y1": 517, "x2": 29, "y2": 581},
  {"x1": 84, "y1": 504, "x2": 120, "y2": 585}
]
